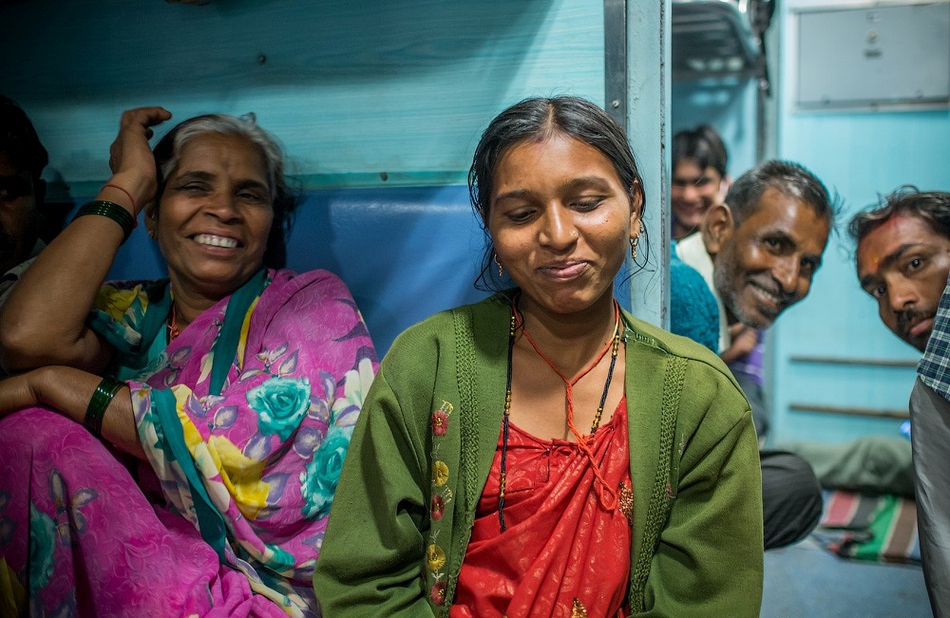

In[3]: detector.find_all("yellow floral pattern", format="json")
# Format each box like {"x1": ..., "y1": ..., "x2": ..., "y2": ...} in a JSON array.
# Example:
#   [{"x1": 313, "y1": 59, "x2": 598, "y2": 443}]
[
  {"x1": 208, "y1": 435, "x2": 270, "y2": 519},
  {"x1": 426, "y1": 544, "x2": 446, "y2": 571},
  {"x1": 94, "y1": 285, "x2": 142, "y2": 322},
  {"x1": 432, "y1": 461, "x2": 449, "y2": 487},
  {"x1": 426, "y1": 399, "x2": 455, "y2": 608}
]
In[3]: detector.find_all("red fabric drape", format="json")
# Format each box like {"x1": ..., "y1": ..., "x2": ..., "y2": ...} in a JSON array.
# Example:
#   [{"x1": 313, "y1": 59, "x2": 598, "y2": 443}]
[{"x1": 450, "y1": 398, "x2": 632, "y2": 618}]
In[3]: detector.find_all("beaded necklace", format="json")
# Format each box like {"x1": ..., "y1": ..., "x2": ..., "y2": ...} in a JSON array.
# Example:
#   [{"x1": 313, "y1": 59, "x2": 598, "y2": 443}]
[{"x1": 498, "y1": 299, "x2": 623, "y2": 531}]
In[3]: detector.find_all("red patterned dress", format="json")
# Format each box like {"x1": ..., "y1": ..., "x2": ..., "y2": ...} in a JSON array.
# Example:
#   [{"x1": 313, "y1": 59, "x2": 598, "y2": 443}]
[{"x1": 450, "y1": 397, "x2": 633, "y2": 618}]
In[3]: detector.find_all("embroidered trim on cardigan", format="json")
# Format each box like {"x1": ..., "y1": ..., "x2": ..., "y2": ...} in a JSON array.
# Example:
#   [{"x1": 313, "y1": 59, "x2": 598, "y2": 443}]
[{"x1": 629, "y1": 354, "x2": 686, "y2": 610}]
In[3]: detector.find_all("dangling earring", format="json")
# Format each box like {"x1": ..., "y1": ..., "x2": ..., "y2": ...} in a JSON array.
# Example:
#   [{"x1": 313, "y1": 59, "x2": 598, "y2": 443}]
[
  {"x1": 629, "y1": 236, "x2": 639, "y2": 260},
  {"x1": 493, "y1": 253, "x2": 504, "y2": 277}
]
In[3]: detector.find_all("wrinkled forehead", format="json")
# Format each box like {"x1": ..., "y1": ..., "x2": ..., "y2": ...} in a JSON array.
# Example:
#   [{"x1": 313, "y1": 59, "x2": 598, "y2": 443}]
[
  {"x1": 739, "y1": 189, "x2": 831, "y2": 248},
  {"x1": 175, "y1": 133, "x2": 270, "y2": 181}
]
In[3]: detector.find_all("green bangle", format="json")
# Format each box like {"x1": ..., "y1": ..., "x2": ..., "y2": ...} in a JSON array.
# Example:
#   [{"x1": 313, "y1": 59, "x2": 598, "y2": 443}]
[
  {"x1": 84, "y1": 376, "x2": 125, "y2": 437},
  {"x1": 73, "y1": 200, "x2": 136, "y2": 242}
]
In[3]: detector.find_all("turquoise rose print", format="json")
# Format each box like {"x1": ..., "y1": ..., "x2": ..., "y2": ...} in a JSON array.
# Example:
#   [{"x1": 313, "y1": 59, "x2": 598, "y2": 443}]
[
  {"x1": 28, "y1": 503, "x2": 56, "y2": 591},
  {"x1": 300, "y1": 425, "x2": 352, "y2": 519},
  {"x1": 249, "y1": 376, "x2": 312, "y2": 441},
  {"x1": 263, "y1": 544, "x2": 296, "y2": 574}
]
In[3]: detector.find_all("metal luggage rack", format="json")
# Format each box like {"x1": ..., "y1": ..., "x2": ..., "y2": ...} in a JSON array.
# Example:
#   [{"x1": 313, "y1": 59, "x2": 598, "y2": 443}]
[{"x1": 672, "y1": 0, "x2": 769, "y2": 81}]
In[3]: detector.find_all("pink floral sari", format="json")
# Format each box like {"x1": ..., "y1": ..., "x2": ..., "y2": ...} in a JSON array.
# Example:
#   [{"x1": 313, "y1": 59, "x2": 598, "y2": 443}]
[{"x1": 0, "y1": 269, "x2": 377, "y2": 617}]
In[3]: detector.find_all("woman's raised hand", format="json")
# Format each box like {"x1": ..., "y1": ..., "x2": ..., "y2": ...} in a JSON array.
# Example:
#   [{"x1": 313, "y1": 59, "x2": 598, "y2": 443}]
[
  {"x1": 106, "y1": 107, "x2": 172, "y2": 216},
  {"x1": 0, "y1": 108, "x2": 173, "y2": 374}
]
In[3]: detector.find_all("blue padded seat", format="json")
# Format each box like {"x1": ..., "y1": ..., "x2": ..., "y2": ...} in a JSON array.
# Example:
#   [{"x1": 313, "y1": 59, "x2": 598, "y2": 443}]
[{"x1": 107, "y1": 185, "x2": 490, "y2": 355}]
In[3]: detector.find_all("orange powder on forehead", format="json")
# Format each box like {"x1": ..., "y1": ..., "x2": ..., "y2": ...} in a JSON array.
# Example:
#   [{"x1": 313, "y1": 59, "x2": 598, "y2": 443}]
[{"x1": 858, "y1": 214, "x2": 922, "y2": 275}]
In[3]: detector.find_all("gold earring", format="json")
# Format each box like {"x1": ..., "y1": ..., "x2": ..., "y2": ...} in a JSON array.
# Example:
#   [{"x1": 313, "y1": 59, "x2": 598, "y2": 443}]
[
  {"x1": 630, "y1": 236, "x2": 639, "y2": 260},
  {"x1": 493, "y1": 253, "x2": 504, "y2": 277}
]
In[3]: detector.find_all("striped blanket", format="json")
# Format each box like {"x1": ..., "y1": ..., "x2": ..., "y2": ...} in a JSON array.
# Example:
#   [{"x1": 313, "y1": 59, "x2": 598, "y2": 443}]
[{"x1": 814, "y1": 490, "x2": 921, "y2": 565}]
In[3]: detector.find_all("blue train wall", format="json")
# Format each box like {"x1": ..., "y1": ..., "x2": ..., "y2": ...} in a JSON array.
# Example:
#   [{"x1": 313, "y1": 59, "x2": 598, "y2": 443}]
[{"x1": 4, "y1": 0, "x2": 949, "y2": 445}]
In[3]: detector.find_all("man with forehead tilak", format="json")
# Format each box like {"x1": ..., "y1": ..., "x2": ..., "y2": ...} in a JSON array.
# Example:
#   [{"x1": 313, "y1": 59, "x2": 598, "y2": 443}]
[
  {"x1": 672, "y1": 160, "x2": 835, "y2": 550},
  {"x1": 852, "y1": 188, "x2": 950, "y2": 618}
]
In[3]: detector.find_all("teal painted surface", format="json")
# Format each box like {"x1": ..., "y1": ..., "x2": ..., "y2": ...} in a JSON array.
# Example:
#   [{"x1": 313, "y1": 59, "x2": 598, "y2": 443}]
[
  {"x1": 1, "y1": 0, "x2": 683, "y2": 325},
  {"x1": 772, "y1": 5, "x2": 950, "y2": 444},
  {"x1": 1, "y1": 0, "x2": 605, "y2": 189},
  {"x1": 779, "y1": 360, "x2": 918, "y2": 441},
  {"x1": 626, "y1": 0, "x2": 672, "y2": 327},
  {"x1": 778, "y1": 411, "x2": 911, "y2": 444},
  {"x1": 672, "y1": 78, "x2": 758, "y2": 179}
]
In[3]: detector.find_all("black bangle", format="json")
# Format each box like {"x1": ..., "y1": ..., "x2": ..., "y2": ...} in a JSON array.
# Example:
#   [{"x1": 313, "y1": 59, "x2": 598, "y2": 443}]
[
  {"x1": 84, "y1": 377, "x2": 125, "y2": 437},
  {"x1": 73, "y1": 200, "x2": 136, "y2": 243}
]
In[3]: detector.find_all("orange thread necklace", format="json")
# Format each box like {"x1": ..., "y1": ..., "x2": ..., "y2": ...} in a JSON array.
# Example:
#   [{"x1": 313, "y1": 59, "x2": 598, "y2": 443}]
[
  {"x1": 168, "y1": 304, "x2": 182, "y2": 342},
  {"x1": 498, "y1": 299, "x2": 623, "y2": 531}
]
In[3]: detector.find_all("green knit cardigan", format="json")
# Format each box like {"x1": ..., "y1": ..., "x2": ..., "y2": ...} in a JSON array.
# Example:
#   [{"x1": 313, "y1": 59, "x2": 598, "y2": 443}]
[{"x1": 314, "y1": 294, "x2": 763, "y2": 617}]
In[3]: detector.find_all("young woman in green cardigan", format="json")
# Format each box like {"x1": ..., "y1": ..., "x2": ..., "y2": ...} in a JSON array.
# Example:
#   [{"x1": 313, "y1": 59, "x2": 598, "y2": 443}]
[{"x1": 314, "y1": 96, "x2": 764, "y2": 617}]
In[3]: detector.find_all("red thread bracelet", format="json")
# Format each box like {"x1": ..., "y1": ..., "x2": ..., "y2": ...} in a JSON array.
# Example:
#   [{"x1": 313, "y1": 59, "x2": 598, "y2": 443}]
[{"x1": 100, "y1": 183, "x2": 139, "y2": 224}]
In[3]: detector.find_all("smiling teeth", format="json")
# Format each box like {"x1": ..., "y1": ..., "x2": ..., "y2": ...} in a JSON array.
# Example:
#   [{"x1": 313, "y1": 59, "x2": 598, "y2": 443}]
[
  {"x1": 194, "y1": 234, "x2": 238, "y2": 248},
  {"x1": 752, "y1": 284, "x2": 781, "y2": 304}
]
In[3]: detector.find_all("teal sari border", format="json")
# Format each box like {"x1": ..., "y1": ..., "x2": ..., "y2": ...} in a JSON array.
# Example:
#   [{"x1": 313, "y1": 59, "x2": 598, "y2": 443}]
[
  {"x1": 209, "y1": 269, "x2": 269, "y2": 396},
  {"x1": 136, "y1": 279, "x2": 173, "y2": 357},
  {"x1": 89, "y1": 279, "x2": 171, "y2": 370},
  {"x1": 144, "y1": 269, "x2": 269, "y2": 563},
  {"x1": 152, "y1": 388, "x2": 228, "y2": 562}
]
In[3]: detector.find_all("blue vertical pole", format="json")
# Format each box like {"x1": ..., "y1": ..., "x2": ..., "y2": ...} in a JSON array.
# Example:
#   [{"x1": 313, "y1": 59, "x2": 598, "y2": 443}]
[{"x1": 605, "y1": 0, "x2": 671, "y2": 328}]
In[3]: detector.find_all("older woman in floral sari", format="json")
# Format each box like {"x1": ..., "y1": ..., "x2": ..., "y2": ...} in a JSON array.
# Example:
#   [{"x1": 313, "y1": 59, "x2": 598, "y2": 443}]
[{"x1": 0, "y1": 107, "x2": 376, "y2": 617}]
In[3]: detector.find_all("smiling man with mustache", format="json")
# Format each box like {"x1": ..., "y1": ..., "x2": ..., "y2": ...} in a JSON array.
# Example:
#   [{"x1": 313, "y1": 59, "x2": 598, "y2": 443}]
[
  {"x1": 672, "y1": 159, "x2": 837, "y2": 550},
  {"x1": 851, "y1": 188, "x2": 950, "y2": 618}
]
